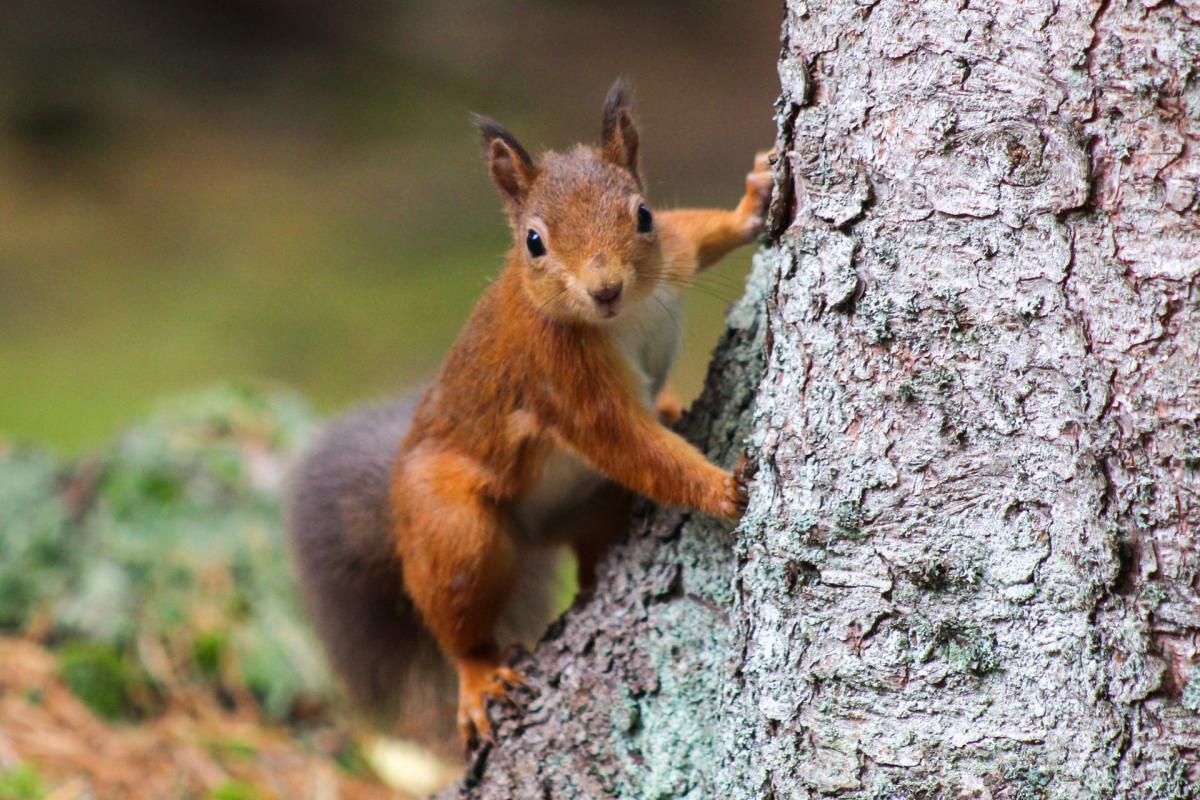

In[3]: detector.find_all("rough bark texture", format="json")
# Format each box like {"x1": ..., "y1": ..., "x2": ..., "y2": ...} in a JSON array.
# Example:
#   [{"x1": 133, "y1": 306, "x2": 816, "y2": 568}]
[{"x1": 444, "y1": 1, "x2": 1200, "y2": 797}]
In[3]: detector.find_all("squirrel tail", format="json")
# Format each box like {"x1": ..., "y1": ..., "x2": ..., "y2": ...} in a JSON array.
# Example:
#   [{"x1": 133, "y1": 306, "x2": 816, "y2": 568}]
[
  {"x1": 285, "y1": 398, "x2": 558, "y2": 746},
  {"x1": 286, "y1": 399, "x2": 451, "y2": 738}
]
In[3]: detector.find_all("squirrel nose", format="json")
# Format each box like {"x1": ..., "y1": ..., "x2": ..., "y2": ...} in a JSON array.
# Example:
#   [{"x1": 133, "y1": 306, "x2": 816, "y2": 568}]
[{"x1": 590, "y1": 282, "x2": 623, "y2": 305}]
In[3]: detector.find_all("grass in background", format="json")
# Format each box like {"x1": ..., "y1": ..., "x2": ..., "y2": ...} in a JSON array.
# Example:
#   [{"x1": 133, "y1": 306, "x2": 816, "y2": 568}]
[{"x1": 0, "y1": 79, "x2": 752, "y2": 451}]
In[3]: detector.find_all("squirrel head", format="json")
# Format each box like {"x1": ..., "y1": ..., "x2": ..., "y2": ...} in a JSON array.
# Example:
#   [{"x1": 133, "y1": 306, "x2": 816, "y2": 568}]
[{"x1": 474, "y1": 80, "x2": 665, "y2": 324}]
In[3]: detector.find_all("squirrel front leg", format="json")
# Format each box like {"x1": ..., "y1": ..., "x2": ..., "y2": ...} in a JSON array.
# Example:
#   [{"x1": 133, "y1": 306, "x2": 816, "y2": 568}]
[
  {"x1": 657, "y1": 150, "x2": 772, "y2": 274},
  {"x1": 560, "y1": 405, "x2": 744, "y2": 520},
  {"x1": 537, "y1": 334, "x2": 747, "y2": 521}
]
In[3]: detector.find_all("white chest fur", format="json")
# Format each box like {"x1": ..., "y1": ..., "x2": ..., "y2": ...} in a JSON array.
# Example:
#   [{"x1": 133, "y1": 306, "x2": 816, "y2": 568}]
[
  {"x1": 514, "y1": 286, "x2": 684, "y2": 538},
  {"x1": 612, "y1": 285, "x2": 684, "y2": 406}
]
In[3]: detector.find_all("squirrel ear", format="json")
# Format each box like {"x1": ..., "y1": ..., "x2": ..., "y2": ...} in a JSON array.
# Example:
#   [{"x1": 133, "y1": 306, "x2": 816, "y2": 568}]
[
  {"x1": 601, "y1": 78, "x2": 640, "y2": 183},
  {"x1": 473, "y1": 114, "x2": 537, "y2": 208}
]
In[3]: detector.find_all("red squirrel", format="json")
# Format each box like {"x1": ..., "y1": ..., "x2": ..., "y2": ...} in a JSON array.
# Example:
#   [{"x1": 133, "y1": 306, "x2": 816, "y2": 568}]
[{"x1": 287, "y1": 80, "x2": 770, "y2": 747}]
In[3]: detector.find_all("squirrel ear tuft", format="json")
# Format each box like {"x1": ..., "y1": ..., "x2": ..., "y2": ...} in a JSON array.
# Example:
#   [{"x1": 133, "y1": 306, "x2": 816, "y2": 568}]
[
  {"x1": 601, "y1": 79, "x2": 640, "y2": 183},
  {"x1": 472, "y1": 114, "x2": 537, "y2": 208}
]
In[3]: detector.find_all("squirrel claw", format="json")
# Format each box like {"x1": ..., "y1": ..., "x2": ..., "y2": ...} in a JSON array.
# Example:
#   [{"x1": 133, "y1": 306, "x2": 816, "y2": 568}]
[
  {"x1": 493, "y1": 665, "x2": 530, "y2": 698},
  {"x1": 458, "y1": 705, "x2": 494, "y2": 749},
  {"x1": 753, "y1": 149, "x2": 774, "y2": 174},
  {"x1": 716, "y1": 452, "x2": 753, "y2": 522},
  {"x1": 747, "y1": 151, "x2": 773, "y2": 197},
  {"x1": 739, "y1": 151, "x2": 774, "y2": 240},
  {"x1": 456, "y1": 662, "x2": 530, "y2": 749},
  {"x1": 731, "y1": 452, "x2": 754, "y2": 517}
]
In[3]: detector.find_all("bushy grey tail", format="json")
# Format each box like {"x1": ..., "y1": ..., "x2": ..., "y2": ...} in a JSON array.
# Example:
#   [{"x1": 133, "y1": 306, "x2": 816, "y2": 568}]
[
  {"x1": 286, "y1": 398, "x2": 456, "y2": 741},
  {"x1": 286, "y1": 397, "x2": 559, "y2": 746}
]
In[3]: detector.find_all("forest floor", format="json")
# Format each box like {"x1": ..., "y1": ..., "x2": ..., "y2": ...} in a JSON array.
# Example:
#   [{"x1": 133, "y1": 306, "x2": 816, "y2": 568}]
[
  {"x1": 0, "y1": 637, "x2": 414, "y2": 800},
  {"x1": 0, "y1": 386, "x2": 465, "y2": 800}
]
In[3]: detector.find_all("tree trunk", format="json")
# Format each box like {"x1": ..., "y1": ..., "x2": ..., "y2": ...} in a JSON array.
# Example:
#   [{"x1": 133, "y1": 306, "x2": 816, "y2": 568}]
[{"x1": 443, "y1": 1, "x2": 1200, "y2": 797}]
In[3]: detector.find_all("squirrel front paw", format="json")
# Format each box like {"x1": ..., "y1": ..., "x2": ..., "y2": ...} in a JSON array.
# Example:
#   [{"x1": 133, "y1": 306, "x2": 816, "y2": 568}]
[
  {"x1": 736, "y1": 150, "x2": 774, "y2": 241},
  {"x1": 713, "y1": 453, "x2": 752, "y2": 521}
]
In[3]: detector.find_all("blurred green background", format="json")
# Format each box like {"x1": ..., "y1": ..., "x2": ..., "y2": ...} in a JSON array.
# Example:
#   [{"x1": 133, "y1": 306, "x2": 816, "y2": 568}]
[{"x1": 0, "y1": 0, "x2": 781, "y2": 451}]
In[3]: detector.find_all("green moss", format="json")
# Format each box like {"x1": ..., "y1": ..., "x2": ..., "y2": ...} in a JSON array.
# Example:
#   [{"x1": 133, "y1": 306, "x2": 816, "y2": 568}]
[
  {"x1": 207, "y1": 780, "x2": 264, "y2": 800},
  {"x1": 332, "y1": 740, "x2": 373, "y2": 778},
  {"x1": 193, "y1": 630, "x2": 229, "y2": 681},
  {"x1": 211, "y1": 738, "x2": 258, "y2": 760},
  {"x1": 58, "y1": 642, "x2": 143, "y2": 720},
  {"x1": 0, "y1": 763, "x2": 46, "y2": 800}
]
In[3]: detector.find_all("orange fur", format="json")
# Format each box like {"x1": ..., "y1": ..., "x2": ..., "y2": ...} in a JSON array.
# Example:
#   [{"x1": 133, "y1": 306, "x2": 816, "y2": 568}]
[
  {"x1": 388, "y1": 81, "x2": 769, "y2": 746},
  {"x1": 655, "y1": 384, "x2": 684, "y2": 425}
]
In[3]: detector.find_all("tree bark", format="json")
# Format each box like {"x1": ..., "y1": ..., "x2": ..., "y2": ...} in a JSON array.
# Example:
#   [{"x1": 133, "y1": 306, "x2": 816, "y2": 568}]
[{"x1": 444, "y1": 1, "x2": 1200, "y2": 797}]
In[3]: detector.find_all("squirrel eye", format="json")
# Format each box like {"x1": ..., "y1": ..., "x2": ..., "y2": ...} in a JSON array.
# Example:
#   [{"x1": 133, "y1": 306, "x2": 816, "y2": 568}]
[
  {"x1": 526, "y1": 229, "x2": 546, "y2": 258},
  {"x1": 636, "y1": 203, "x2": 653, "y2": 234}
]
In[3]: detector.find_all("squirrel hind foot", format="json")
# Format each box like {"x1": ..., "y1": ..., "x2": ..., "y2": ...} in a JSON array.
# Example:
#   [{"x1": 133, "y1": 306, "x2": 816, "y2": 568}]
[{"x1": 455, "y1": 661, "x2": 530, "y2": 748}]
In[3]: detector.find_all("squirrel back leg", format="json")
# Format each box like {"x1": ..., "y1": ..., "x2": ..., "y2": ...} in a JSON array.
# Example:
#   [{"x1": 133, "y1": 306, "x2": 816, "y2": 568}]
[
  {"x1": 393, "y1": 449, "x2": 527, "y2": 746},
  {"x1": 655, "y1": 382, "x2": 685, "y2": 426},
  {"x1": 571, "y1": 482, "x2": 634, "y2": 594}
]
